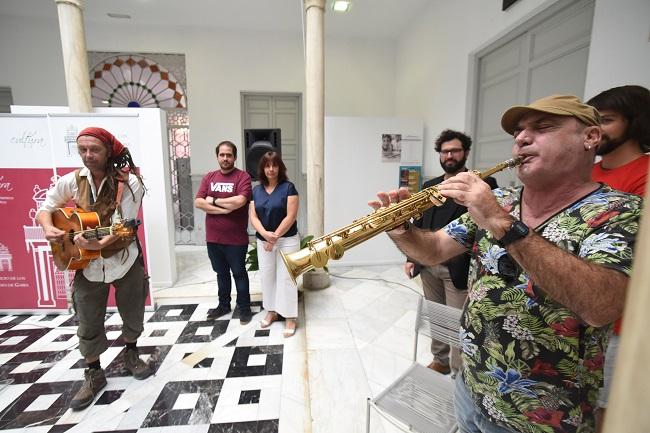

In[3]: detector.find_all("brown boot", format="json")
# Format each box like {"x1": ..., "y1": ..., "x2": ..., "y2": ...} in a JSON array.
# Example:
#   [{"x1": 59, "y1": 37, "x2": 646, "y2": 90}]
[
  {"x1": 124, "y1": 348, "x2": 152, "y2": 380},
  {"x1": 427, "y1": 360, "x2": 451, "y2": 375},
  {"x1": 70, "y1": 368, "x2": 107, "y2": 411}
]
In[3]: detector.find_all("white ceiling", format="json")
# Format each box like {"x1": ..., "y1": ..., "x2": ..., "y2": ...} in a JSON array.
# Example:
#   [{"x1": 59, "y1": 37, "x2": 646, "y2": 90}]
[{"x1": 0, "y1": 0, "x2": 433, "y2": 40}]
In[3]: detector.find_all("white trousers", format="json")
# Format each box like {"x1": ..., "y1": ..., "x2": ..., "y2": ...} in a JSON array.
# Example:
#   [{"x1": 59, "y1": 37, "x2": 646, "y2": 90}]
[{"x1": 257, "y1": 234, "x2": 300, "y2": 318}]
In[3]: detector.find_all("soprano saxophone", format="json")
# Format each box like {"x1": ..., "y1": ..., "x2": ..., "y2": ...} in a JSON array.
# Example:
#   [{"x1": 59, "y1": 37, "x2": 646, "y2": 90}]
[{"x1": 281, "y1": 157, "x2": 522, "y2": 284}]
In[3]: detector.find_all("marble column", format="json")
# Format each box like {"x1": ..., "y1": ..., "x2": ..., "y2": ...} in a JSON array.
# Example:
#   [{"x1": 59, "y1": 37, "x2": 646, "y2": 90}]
[
  {"x1": 302, "y1": 0, "x2": 330, "y2": 290},
  {"x1": 304, "y1": 0, "x2": 325, "y2": 238},
  {"x1": 55, "y1": 0, "x2": 92, "y2": 113}
]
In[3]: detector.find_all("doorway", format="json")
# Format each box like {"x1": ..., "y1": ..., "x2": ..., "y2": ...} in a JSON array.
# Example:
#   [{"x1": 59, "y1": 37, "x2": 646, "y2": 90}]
[{"x1": 241, "y1": 92, "x2": 304, "y2": 233}]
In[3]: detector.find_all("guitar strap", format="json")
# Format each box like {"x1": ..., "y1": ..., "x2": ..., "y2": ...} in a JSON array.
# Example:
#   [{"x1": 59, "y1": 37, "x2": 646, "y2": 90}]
[
  {"x1": 114, "y1": 175, "x2": 125, "y2": 218},
  {"x1": 135, "y1": 234, "x2": 148, "y2": 276},
  {"x1": 99, "y1": 173, "x2": 135, "y2": 258},
  {"x1": 88, "y1": 181, "x2": 94, "y2": 205},
  {"x1": 115, "y1": 174, "x2": 148, "y2": 276}
]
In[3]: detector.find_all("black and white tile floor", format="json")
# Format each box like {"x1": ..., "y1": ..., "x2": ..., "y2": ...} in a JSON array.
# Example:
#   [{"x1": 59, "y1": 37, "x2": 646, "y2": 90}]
[{"x1": 0, "y1": 301, "x2": 288, "y2": 433}]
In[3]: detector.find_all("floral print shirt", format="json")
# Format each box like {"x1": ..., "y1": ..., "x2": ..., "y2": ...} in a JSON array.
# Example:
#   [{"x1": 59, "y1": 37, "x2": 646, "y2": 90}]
[{"x1": 444, "y1": 185, "x2": 641, "y2": 433}]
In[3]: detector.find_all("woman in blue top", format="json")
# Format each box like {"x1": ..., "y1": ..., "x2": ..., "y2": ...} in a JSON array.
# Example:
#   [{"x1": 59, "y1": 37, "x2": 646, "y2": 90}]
[{"x1": 249, "y1": 151, "x2": 300, "y2": 337}]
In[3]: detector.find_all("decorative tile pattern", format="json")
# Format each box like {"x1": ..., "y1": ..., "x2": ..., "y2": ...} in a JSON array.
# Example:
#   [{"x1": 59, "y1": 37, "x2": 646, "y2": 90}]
[
  {"x1": 0, "y1": 328, "x2": 50, "y2": 354},
  {"x1": 226, "y1": 346, "x2": 283, "y2": 378},
  {"x1": 0, "y1": 315, "x2": 28, "y2": 330},
  {"x1": 148, "y1": 304, "x2": 198, "y2": 323},
  {"x1": 141, "y1": 379, "x2": 222, "y2": 427},
  {"x1": 238, "y1": 389, "x2": 261, "y2": 404},
  {"x1": 0, "y1": 302, "x2": 281, "y2": 433},
  {"x1": 0, "y1": 350, "x2": 70, "y2": 384}
]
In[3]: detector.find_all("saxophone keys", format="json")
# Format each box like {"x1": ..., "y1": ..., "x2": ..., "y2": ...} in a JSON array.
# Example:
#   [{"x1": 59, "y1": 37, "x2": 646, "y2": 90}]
[
  {"x1": 327, "y1": 241, "x2": 345, "y2": 260},
  {"x1": 310, "y1": 249, "x2": 329, "y2": 268}
]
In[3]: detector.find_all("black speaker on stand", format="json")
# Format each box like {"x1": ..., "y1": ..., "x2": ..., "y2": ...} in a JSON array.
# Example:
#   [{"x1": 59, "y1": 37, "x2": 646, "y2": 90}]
[{"x1": 244, "y1": 128, "x2": 281, "y2": 180}]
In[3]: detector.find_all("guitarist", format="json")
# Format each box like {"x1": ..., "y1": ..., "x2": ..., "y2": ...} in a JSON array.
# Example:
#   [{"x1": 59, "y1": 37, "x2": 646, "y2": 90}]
[{"x1": 36, "y1": 127, "x2": 150, "y2": 411}]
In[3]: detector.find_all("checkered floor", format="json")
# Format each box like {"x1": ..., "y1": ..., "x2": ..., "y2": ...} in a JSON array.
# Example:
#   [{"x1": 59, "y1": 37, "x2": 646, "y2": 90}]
[{"x1": 0, "y1": 302, "x2": 284, "y2": 433}]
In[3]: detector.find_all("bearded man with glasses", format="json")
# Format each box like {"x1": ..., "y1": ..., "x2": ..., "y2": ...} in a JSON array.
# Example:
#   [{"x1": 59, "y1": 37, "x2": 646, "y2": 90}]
[{"x1": 404, "y1": 129, "x2": 498, "y2": 375}]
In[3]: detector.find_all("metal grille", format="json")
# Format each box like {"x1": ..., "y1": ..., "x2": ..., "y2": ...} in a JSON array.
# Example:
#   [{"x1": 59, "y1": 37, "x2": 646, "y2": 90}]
[{"x1": 167, "y1": 109, "x2": 196, "y2": 244}]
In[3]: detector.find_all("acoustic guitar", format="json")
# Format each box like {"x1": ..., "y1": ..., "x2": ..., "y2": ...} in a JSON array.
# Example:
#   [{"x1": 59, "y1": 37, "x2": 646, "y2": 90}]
[{"x1": 50, "y1": 207, "x2": 140, "y2": 271}]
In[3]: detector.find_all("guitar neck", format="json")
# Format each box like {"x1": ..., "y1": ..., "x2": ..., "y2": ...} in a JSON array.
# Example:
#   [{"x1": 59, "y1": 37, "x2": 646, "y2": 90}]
[
  {"x1": 66, "y1": 226, "x2": 113, "y2": 241},
  {"x1": 83, "y1": 227, "x2": 113, "y2": 240}
]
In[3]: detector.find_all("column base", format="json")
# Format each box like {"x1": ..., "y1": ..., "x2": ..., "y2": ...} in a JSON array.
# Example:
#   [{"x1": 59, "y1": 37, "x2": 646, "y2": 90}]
[{"x1": 302, "y1": 268, "x2": 330, "y2": 290}]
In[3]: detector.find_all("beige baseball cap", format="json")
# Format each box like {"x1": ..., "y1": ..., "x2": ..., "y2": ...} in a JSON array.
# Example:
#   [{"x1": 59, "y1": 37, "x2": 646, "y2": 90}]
[{"x1": 501, "y1": 94, "x2": 601, "y2": 135}]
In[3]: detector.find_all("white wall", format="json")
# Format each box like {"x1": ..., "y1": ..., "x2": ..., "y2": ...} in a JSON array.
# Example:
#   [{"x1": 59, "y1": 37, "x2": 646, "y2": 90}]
[
  {"x1": 0, "y1": 15, "x2": 67, "y2": 106},
  {"x1": 324, "y1": 116, "x2": 422, "y2": 266},
  {"x1": 395, "y1": 0, "x2": 650, "y2": 180},
  {"x1": 0, "y1": 14, "x2": 398, "y2": 177},
  {"x1": 584, "y1": 0, "x2": 650, "y2": 97},
  {"x1": 4, "y1": 0, "x2": 649, "y2": 176},
  {"x1": 394, "y1": 0, "x2": 555, "y2": 180},
  {"x1": 325, "y1": 36, "x2": 397, "y2": 116}
]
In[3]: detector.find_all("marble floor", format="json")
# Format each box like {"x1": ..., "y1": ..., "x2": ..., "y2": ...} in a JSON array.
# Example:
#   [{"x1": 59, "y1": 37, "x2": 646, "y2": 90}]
[{"x1": 0, "y1": 246, "x2": 448, "y2": 433}]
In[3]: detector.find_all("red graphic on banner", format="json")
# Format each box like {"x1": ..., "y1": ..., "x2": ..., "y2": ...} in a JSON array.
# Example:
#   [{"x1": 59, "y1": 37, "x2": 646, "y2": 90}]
[
  {"x1": 0, "y1": 168, "x2": 67, "y2": 310},
  {"x1": 0, "y1": 167, "x2": 150, "y2": 312}
]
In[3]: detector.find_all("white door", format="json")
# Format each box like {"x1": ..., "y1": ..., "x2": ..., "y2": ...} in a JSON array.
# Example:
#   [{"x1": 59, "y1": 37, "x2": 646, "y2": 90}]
[
  {"x1": 471, "y1": 0, "x2": 595, "y2": 187},
  {"x1": 241, "y1": 93, "x2": 305, "y2": 233}
]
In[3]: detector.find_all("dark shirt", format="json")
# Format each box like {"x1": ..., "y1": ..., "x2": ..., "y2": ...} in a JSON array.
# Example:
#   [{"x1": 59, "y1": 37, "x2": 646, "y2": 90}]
[
  {"x1": 409, "y1": 170, "x2": 498, "y2": 289},
  {"x1": 252, "y1": 180, "x2": 299, "y2": 241}
]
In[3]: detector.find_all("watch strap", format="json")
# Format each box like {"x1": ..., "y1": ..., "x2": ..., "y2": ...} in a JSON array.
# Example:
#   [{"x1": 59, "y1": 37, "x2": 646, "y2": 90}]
[{"x1": 497, "y1": 220, "x2": 529, "y2": 247}]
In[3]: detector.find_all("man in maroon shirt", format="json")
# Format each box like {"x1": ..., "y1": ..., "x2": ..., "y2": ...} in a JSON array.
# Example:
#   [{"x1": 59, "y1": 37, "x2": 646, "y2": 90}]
[{"x1": 195, "y1": 141, "x2": 253, "y2": 324}]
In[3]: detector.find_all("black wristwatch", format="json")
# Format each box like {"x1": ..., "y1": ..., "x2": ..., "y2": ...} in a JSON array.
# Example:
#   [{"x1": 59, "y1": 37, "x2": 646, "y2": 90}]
[
  {"x1": 497, "y1": 220, "x2": 529, "y2": 247},
  {"x1": 212, "y1": 197, "x2": 217, "y2": 206}
]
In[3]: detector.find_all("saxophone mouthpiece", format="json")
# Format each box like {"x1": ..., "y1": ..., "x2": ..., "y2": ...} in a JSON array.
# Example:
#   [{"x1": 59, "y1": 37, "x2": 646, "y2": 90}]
[{"x1": 509, "y1": 156, "x2": 523, "y2": 167}]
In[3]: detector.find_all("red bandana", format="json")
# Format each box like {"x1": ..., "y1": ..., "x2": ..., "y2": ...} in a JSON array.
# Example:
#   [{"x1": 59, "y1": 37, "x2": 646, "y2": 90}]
[{"x1": 77, "y1": 127, "x2": 125, "y2": 156}]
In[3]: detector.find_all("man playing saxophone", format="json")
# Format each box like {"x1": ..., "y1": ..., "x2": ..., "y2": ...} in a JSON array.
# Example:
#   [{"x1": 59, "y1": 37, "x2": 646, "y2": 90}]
[{"x1": 369, "y1": 95, "x2": 642, "y2": 433}]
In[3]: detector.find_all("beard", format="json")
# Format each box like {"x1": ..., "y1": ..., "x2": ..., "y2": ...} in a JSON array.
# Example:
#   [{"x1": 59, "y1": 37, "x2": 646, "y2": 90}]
[
  {"x1": 440, "y1": 156, "x2": 467, "y2": 174},
  {"x1": 596, "y1": 133, "x2": 628, "y2": 156},
  {"x1": 219, "y1": 160, "x2": 234, "y2": 171}
]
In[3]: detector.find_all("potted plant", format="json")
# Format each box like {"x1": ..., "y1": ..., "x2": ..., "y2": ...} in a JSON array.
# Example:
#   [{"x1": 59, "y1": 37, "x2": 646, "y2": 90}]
[{"x1": 246, "y1": 234, "x2": 316, "y2": 272}]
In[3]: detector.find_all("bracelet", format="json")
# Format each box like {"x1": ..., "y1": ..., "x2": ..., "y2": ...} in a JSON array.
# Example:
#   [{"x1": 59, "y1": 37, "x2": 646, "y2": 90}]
[{"x1": 212, "y1": 197, "x2": 217, "y2": 206}]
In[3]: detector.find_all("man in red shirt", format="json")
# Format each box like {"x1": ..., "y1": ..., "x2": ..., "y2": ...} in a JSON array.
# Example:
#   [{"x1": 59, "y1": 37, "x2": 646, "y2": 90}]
[
  {"x1": 587, "y1": 84, "x2": 650, "y2": 430},
  {"x1": 195, "y1": 141, "x2": 253, "y2": 324},
  {"x1": 589, "y1": 85, "x2": 649, "y2": 195}
]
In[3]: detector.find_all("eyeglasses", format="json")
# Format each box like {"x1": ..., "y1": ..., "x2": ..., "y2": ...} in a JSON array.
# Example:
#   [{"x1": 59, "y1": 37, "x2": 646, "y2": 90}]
[{"x1": 439, "y1": 148, "x2": 464, "y2": 156}]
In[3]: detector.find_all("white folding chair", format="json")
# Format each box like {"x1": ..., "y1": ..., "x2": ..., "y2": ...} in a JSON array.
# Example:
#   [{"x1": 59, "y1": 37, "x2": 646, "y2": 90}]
[{"x1": 366, "y1": 296, "x2": 462, "y2": 433}]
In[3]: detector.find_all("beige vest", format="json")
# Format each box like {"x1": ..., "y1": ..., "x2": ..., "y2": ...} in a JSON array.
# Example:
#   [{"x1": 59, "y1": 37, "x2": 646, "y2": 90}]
[{"x1": 74, "y1": 169, "x2": 135, "y2": 258}]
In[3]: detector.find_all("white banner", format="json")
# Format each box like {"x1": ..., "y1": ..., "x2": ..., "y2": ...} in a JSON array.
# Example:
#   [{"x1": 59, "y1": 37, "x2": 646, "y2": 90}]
[
  {"x1": 0, "y1": 111, "x2": 169, "y2": 313},
  {"x1": 0, "y1": 114, "x2": 53, "y2": 168}
]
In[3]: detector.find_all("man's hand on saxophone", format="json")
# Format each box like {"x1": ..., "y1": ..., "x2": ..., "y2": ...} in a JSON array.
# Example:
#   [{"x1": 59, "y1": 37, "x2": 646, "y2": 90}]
[
  {"x1": 437, "y1": 171, "x2": 513, "y2": 239},
  {"x1": 368, "y1": 187, "x2": 466, "y2": 268},
  {"x1": 367, "y1": 187, "x2": 412, "y2": 234}
]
